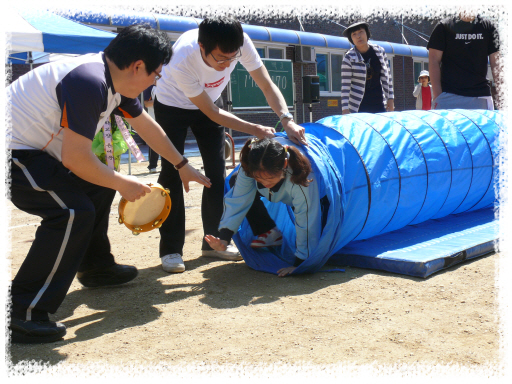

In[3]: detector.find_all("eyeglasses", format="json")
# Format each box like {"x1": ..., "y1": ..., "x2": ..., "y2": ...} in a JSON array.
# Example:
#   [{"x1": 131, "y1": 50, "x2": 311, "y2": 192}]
[
  {"x1": 153, "y1": 70, "x2": 162, "y2": 81},
  {"x1": 209, "y1": 49, "x2": 242, "y2": 64}
]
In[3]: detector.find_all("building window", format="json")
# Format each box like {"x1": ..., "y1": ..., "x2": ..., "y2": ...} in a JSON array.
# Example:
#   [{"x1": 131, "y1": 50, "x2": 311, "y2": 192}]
[
  {"x1": 316, "y1": 53, "x2": 329, "y2": 92},
  {"x1": 331, "y1": 54, "x2": 343, "y2": 92},
  {"x1": 316, "y1": 51, "x2": 345, "y2": 94},
  {"x1": 268, "y1": 48, "x2": 284, "y2": 59},
  {"x1": 255, "y1": 46, "x2": 286, "y2": 59}
]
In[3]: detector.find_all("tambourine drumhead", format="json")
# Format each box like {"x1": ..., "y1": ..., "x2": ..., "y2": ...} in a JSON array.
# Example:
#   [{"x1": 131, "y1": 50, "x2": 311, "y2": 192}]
[
  {"x1": 123, "y1": 191, "x2": 166, "y2": 225},
  {"x1": 118, "y1": 183, "x2": 171, "y2": 235}
]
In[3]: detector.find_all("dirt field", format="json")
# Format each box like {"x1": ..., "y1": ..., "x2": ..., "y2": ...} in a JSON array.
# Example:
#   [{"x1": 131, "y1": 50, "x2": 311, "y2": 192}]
[{"x1": 5, "y1": 156, "x2": 502, "y2": 378}]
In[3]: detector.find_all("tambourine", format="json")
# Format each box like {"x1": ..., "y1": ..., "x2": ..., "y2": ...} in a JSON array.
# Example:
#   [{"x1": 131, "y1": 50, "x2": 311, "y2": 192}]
[{"x1": 118, "y1": 183, "x2": 171, "y2": 235}]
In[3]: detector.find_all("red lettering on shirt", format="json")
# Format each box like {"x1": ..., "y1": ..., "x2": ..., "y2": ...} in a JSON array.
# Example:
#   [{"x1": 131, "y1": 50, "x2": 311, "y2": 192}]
[{"x1": 205, "y1": 77, "x2": 225, "y2": 88}]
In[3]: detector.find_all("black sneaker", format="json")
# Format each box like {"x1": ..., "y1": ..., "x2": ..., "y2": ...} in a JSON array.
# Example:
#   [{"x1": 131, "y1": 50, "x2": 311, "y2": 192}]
[
  {"x1": 10, "y1": 317, "x2": 66, "y2": 344},
  {"x1": 77, "y1": 264, "x2": 138, "y2": 288}
]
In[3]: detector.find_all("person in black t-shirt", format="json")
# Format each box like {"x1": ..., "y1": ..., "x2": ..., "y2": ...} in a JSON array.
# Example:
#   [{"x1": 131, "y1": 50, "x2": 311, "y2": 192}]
[{"x1": 427, "y1": 13, "x2": 501, "y2": 110}]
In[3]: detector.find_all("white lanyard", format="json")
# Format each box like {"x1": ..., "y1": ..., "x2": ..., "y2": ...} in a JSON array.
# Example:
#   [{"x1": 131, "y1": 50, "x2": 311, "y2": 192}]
[
  {"x1": 101, "y1": 115, "x2": 146, "y2": 170},
  {"x1": 102, "y1": 116, "x2": 115, "y2": 169},
  {"x1": 114, "y1": 115, "x2": 146, "y2": 163}
]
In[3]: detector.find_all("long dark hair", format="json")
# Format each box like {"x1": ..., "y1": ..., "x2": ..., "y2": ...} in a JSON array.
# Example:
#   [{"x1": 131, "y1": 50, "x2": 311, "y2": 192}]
[{"x1": 240, "y1": 138, "x2": 312, "y2": 187}]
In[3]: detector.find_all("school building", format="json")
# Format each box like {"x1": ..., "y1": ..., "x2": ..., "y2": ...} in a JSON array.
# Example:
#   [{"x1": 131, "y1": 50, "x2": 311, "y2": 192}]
[{"x1": 9, "y1": 9, "x2": 497, "y2": 136}]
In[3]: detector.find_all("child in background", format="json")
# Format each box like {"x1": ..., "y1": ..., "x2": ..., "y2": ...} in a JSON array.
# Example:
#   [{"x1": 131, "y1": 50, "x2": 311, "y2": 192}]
[{"x1": 413, "y1": 70, "x2": 433, "y2": 110}]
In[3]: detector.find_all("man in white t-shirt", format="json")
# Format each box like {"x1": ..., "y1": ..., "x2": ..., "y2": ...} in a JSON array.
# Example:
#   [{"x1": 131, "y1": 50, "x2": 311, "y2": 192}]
[{"x1": 154, "y1": 17, "x2": 307, "y2": 273}]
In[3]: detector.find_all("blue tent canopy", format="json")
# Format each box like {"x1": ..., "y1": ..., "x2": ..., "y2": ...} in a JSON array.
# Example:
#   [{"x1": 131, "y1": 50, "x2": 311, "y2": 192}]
[{"x1": 7, "y1": 8, "x2": 116, "y2": 63}]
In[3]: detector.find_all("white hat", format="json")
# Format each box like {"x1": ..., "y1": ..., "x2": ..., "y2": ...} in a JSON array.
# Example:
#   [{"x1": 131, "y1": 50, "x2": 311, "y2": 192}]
[{"x1": 418, "y1": 70, "x2": 430, "y2": 81}]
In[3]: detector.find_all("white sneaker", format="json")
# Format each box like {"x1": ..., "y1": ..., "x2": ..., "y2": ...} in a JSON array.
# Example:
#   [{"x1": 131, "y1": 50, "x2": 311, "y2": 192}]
[
  {"x1": 161, "y1": 254, "x2": 185, "y2": 273},
  {"x1": 202, "y1": 244, "x2": 242, "y2": 261},
  {"x1": 251, "y1": 227, "x2": 283, "y2": 248},
  {"x1": 149, "y1": 168, "x2": 158, "y2": 173}
]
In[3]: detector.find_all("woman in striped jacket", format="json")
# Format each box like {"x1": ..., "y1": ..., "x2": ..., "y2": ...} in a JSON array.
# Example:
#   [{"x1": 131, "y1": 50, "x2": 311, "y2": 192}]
[{"x1": 341, "y1": 22, "x2": 394, "y2": 114}]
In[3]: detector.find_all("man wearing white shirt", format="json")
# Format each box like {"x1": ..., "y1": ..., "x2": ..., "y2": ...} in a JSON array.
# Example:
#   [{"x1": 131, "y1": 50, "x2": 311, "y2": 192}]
[{"x1": 154, "y1": 17, "x2": 307, "y2": 273}]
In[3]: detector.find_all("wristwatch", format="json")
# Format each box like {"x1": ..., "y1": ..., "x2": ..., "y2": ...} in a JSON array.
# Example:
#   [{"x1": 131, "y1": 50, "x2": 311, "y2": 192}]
[
  {"x1": 174, "y1": 156, "x2": 188, "y2": 170},
  {"x1": 279, "y1": 112, "x2": 294, "y2": 122}
]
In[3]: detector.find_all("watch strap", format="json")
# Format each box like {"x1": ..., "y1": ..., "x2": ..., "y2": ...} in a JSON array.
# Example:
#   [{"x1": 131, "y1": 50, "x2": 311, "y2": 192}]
[
  {"x1": 174, "y1": 156, "x2": 189, "y2": 170},
  {"x1": 279, "y1": 112, "x2": 294, "y2": 122}
]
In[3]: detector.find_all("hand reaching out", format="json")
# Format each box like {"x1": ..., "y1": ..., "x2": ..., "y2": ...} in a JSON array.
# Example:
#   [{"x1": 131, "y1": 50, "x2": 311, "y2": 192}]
[
  {"x1": 204, "y1": 235, "x2": 228, "y2": 251},
  {"x1": 254, "y1": 125, "x2": 276, "y2": 140},
  {"x1": 178, "y1": 163, "x2": 211, "y2": 192},
  {"x1": 277, "y1": 266, "x2": 297, "y2": 277},
  {"x1": 282, "y1": 120, "x2": 308, "y2": 146}
]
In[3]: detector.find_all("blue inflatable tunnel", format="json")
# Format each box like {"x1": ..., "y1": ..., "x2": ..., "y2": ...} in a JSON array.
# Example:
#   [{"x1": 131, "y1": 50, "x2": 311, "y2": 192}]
[{"x1": 226, "y1": 110, "x2": 500, "y2": 278}]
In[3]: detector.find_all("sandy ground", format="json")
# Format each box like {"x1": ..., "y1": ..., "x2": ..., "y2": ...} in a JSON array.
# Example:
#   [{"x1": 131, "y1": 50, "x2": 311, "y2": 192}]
[{"x1": 4, "y1": 156, "x2": 502, "y2": 378}]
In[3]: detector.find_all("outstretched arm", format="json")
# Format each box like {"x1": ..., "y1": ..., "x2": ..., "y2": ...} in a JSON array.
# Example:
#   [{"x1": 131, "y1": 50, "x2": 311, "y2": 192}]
[
  {"x1": 126, "y1": 111, "x2": 211, "y2": 192},
  {"x1": 61, "y1": 128, "x2": 151, "y2": 202},
  {"x1": 189, "y1": 92, "x2": 276, "y2": 139},
  {"x1": 249, "y1": 66, "x2": 307, "y2": 146}
]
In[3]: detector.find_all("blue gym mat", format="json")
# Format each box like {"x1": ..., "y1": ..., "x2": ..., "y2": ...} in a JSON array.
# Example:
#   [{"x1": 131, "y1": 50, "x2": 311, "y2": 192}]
[{"x1": 327, "y1": 207, "x2": 497, "y2": 278}]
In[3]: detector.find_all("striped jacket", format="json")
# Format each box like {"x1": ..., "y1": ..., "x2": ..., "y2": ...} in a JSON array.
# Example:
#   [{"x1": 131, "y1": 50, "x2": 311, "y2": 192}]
[{"x1": 341, "y1": 44, "x2": 394, "y2": 113}]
